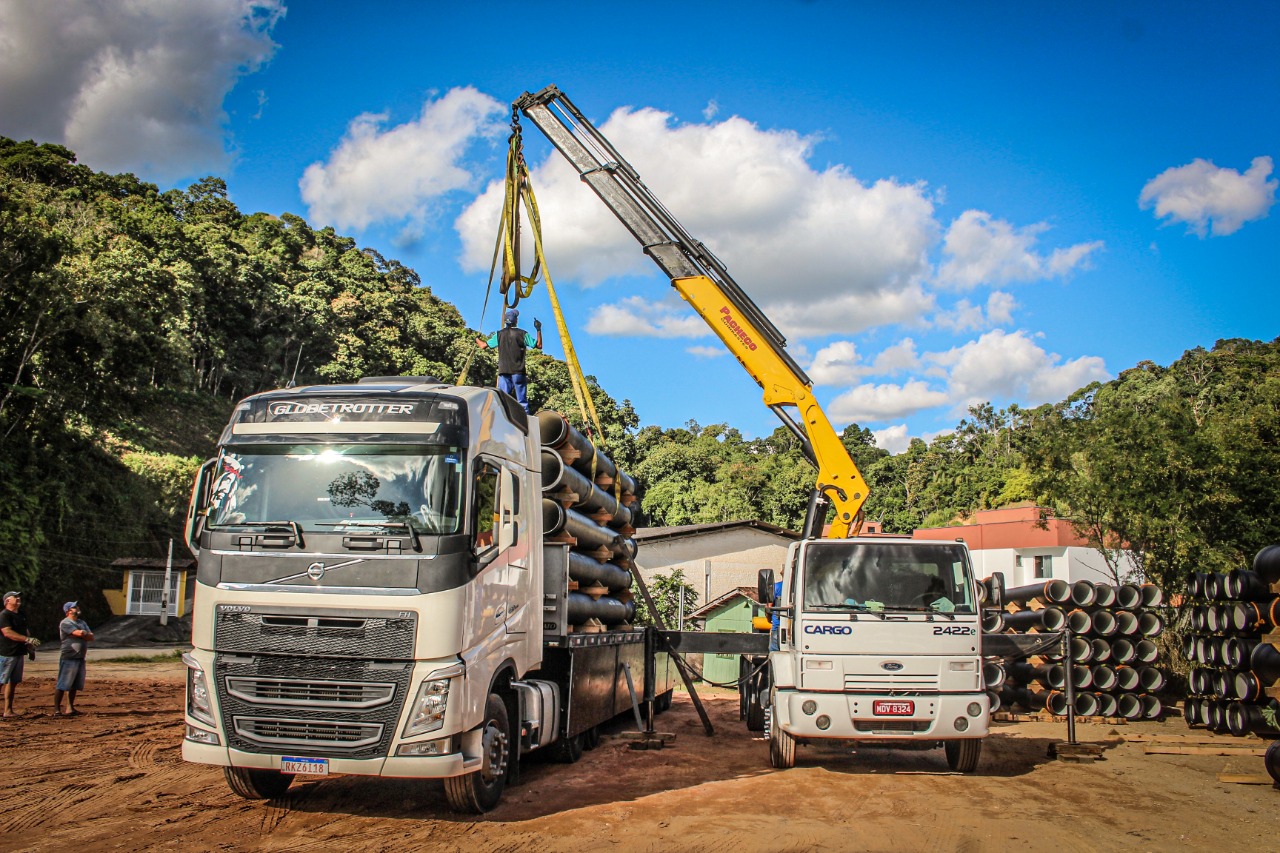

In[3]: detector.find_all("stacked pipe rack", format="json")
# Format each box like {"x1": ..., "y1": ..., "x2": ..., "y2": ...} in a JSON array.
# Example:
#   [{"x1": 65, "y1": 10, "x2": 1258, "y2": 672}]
[
  {"x1": 984, "y1": 578, "x2": 1167, "y2": 721},
  {"x1": 1181, "y1": 544, "x2": 1280, "y2": 739},
  {"x1": 538, "y1": 410, "x2": 641, "y2": 633}
]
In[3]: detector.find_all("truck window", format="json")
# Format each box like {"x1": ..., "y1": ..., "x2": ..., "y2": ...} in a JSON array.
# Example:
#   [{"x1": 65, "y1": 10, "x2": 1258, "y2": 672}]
[
  {"x1": 206, "y1": 444, "x2": 464, "y2": 534},
  {"x1": 471, "y1": 461, "x2": 500, "y2": 550},
  {"x1": 802, "y1": 542, "x2": 975, "y2": 614}
]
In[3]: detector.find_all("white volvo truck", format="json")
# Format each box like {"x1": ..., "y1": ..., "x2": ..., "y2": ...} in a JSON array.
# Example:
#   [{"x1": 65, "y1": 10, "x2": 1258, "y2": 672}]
[{"x1": 181, "y1": 378, "x2": 672, "y2": 812}]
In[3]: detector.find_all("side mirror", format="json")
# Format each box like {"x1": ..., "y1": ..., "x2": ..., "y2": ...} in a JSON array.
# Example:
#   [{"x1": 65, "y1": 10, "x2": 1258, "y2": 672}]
[
  {"x1": 758, "y1": 569, "x2": 776, "y2": 606},
  {"x1": 185, "y1": 458, "x2": 217, "y2": 554},
  {"x1": 985, "y1": 574, "x2": 1005, "y2": 609}
]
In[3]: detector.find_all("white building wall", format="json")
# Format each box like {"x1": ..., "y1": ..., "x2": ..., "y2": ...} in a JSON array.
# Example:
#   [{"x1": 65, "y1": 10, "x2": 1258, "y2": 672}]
[
  {"x1": 633, "y1": 528, "x2": 792, "y2": 610},
  {"x1": 974, "y1": 546, "x2": 1141, "y2": 589}
]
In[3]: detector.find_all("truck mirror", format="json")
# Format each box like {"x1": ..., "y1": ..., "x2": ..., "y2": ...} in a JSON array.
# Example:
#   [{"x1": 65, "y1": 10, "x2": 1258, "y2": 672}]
[
  {"x1": 985, "y1": 574, "x2": 1005, "y2": 609},
  {"x1": 185, "y1": 458, "x2": 217, "y2": 554},
  {"x1": 758, "y1": 569, "x2": 775, "y2": 605}
]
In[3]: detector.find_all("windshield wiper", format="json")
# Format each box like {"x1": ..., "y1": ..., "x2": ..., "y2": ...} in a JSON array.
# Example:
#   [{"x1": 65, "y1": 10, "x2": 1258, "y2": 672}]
[
  {"x1": 317, "y1": 520, "x2": 421, "y2": 552},
  {"x1": 212, "y1": 520, "x2": 305, "y2": 548}
]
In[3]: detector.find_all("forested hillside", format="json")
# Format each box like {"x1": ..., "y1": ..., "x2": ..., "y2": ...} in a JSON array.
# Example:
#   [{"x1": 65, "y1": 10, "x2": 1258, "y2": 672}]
[
  {"x1": 2, "y1": 138, "x2": 1276, "y2": 630},
  {"x1": 0, "y1": 139, "x2": 634, "y2": 632}
]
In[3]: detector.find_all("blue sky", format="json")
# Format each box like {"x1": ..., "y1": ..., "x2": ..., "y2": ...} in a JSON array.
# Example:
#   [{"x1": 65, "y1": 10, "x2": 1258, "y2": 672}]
[{"x1": 2, "y1": 1, "x2": 1277, "y2": 451}]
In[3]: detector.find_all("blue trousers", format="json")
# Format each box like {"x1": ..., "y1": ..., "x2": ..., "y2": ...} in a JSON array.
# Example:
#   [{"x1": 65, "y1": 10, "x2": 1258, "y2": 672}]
[{"x1": 497, "y1": 373, "x2": 529, "y2": 413}]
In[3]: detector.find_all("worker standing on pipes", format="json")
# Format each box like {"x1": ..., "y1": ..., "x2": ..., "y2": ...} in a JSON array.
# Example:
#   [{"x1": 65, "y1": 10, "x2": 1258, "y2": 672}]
[{"x1": 475, "y1": 308, "x2": 542, "y2": 413}]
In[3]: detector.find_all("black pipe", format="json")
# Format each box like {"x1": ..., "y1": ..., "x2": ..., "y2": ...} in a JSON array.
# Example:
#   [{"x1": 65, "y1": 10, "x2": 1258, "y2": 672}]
[
  {"x1": 1092, "y1": 691, "x2": 1118, "y2": 718},
  {"x1": 1091, "y1": 664, "x2": 1117, "y2": 691},
  {"x1": 1249, "y1": 641, "x2": 1280, "y2": 685},
  {"x1": 1133, "y1": 639, "x2": 1159, "y2": 664},
  {"x1": 1008, "y1": 662, "x2": 1065, "y2": 689},
  {"x1": 1114, "y1": 664, "x2": 1140, "y2": 692},
  {"x1": 1110, "y1": 637, "x2": 1135, "y2": 665},
  {"x1": 1235, "y1": 671, "x2": 1266, "y2": 703},
  {"x1": 1140, "y1": 694, "x2": 1162, "y2": 720},
  {"x1": 537, "y1": 411, "x2": 639, "y2": 495},
  {"x1": 567, "y1": 550, "x2": 632, "y2": 591},
  {"x1": 1069, "y1": 580, "x2": 1097, "y2": 608},
  {"x1": 1066, "y1": 609, "x2": 1092, "y2": 635},
  {"x1": 1137, "y1": 611, "x2": 1163, "y2": 638},
  {"x1": 1253, "y1": 543, "x2": 1280, "y2": 585},
  {"x1": 1005, "y1": 607, "x2": 1066, "y2": 633},
  {"x1": 1222, "y1": 637, "x2": 1256, "y2": 670},
  {"x1": 1112, "y1": 610, "x2": 1139, "y2": 637},
  {"x1": 1089, "y1": 637, "x2": 1112, "y2": 663},
  {"x1": 1226, "y1": 701, "x2": 1280, "y2": 738},
  {"x1": 1092, "y1": 583, "x2": 1117, "y2": 608},
  {"x1": 1116, "y1": 692, "x2": 1142, "y2": 720},
  {"x1": 542, "y1": 448, "x2": 632, "y2": 528},
  {"x1": 542, "y1": 498, "x2": 567, "y2": 535},
  {"x1": 1212, "y1": 670, "x2": 1235, "y2": 699},
  {"x1": 1004, "y1": 579, "x2": 1071, "y2": 605},
  {"x1": 1116, "y1": 583, "x2": 1142, "y2": 610},
  {"x1": 1205, "y1": 573, "x2": 1225, "y2": 601},
  {"x1": 1088, "y1": 609, "x2": 1117, "y2": 637},
  {"x1": 1140, "y1": 583, "x2": 1164, "y2": 608},
  {"x1": 981, "y1": 609, "x2": 1006, "y2": 633},
  {"x1": 983, "y1": 661, "x2": 1006, "y2": 690},
  {"x1": 562, "y1": 506, "x2": 624, "y2": 554},
  {"x1": 1225, "y1": 569, "x2": 1272, "y2": 602},
  {"x1": 565, "y1": 591, "x2": 636, "y2": 625},
  {"x1": 1138, "y1": 667, "x2": 1166, "y2": 692}
]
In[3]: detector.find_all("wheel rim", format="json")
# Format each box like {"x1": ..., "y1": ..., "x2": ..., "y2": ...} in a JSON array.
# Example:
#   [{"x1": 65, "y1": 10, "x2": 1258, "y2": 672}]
[{"x1": 480, "y1": 718, "x2": 509, "y2": 785}]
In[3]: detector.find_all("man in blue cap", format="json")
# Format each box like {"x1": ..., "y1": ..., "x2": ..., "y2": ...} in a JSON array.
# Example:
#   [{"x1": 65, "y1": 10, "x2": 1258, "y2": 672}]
[{"x1": 475, "y1": 308, "x2": 542, "y2": 413}]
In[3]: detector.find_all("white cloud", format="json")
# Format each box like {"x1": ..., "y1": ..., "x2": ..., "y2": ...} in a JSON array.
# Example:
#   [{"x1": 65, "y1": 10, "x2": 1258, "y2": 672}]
[
  {"x1": 827, "y1": 380, "x2": 950, "y2": 423},
  {"x1": 456, "y1": 106, "x2": 939, "y2": 337},
  {"x1": 1139, "y1": 156, "x2": 1277, "y2": 237},
  {"x1": 937, "y1": 210, "x2": 1103, "y2": 290},
  {"x1": 300, "y1": 87, "x2": 505, "y2": 237},
  {"x1": 584, "y1": 296, "x2": 708, "y2": 338},
  {"x1": 0, "y1": 0, "x2": 283, "y2": 182},
  {"x1": 935, "y1": 291, "x2": 1017, "y2": 331},
  {"x1": 930, "y1": 329, "x2": 1109, "y2": 409},
  {"x1": 809, "y1": 341, "x2": 862, "y2": 386},
  {"x1": 687, "y1": 345, "x2": 728, "y2": 359},
  {"x1": 872, "y1": 424, "x2": 911, "y2": 455},
  {"x1": 871, "y1": 338, "x2": 921, "y2": 375}
]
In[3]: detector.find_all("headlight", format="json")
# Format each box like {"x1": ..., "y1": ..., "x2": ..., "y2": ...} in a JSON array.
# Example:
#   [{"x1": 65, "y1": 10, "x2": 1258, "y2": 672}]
[
  {"x1": 403, "y1": 677, "x2": 452, "y2": 737},
  {"x1": 183, "y1": 654, "x2": 215, "y2": 726}
]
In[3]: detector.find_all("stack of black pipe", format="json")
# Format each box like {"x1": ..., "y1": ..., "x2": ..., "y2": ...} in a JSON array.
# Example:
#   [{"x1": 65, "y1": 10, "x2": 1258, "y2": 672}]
[
  {"x1": 987, "y1": 577, "x2": 1167, "y2": 720},
  {"x1": 537, "y1": 410, "x2": 639, "y2": 629},
  {"x1": 1181, "y1": 545, "x2": 1280, "y2": 738}
]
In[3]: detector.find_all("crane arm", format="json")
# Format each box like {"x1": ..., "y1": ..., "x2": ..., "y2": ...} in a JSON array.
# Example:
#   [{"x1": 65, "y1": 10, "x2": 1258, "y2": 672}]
[{"x1": 514, "y1": 85, "x2": 868, "y2": 537}]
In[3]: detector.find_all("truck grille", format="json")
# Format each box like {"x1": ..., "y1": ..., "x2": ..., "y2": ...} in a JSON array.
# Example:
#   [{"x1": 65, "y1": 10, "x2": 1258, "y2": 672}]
[
  {"x1": 215, "y1": 611, "x2": 416, "y2": 659},
  {"x1": 853, "y1": 720, "x2": 932, "y2": 733},
  {"x1": 225, "y1": 677, "x2": 395, "y2": 709},
  {"x1": 216, "y1": 656, "x2": 411, "y2": 759},
  {"x1": 234, "y1": 717, "x2": 384, "y2": 750},
  {"x1": 845, "y1": 673, "x2": 940, "y2": 691}
]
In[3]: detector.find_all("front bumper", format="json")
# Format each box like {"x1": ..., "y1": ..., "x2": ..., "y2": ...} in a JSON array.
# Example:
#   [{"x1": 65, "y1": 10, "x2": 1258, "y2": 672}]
[
  {"x1": 774, "y1": 690, "x2": 989, "y2": 740},
  {"x1": 182, "y1": 733, "x2": 483, "y2": 779}
]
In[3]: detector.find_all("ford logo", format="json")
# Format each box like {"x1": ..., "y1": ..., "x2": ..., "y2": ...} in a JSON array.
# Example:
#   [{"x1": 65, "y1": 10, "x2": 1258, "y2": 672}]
[
  {"x1": 881, "y1": 661, "x2": 905, "y2": 672},
  {"x1": 307, "y1": 562, "x2": 326, "y2": 581}
]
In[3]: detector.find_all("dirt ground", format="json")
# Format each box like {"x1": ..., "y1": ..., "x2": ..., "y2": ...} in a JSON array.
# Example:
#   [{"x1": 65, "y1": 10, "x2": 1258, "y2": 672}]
[{"x1": 0, "y1": 659, "x2": 1275, "y2": 852}]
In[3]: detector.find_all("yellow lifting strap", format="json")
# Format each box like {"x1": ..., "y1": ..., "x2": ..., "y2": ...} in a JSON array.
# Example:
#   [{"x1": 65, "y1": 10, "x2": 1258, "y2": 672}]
[{"x1": 464, "y1": 119, "x2": 608, "y2": 448}]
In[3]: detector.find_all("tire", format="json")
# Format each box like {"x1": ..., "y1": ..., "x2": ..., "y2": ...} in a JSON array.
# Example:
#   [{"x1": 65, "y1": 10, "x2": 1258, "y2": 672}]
[
  {"x1": 769, "y1": 713, "x2": 796, "y2": 769},
  {"x1": 745, "y1": 692, "x2": 766, "y2": 732},
  {"x1": 224, "y1": 766, "x2": 293, "y2": 800},
  {"x1": 654, "y1": 690, "x2": 673, "y2": 714},
  {"x1": 944, "y1": 739, "x2": 982, "y2": 773},
  {"x1": 552, "y1": 732, "x2": 585, "y2": 764},
  {"x1": 1264, "y1": 740, "x2": 1280, "y2": 785},
  {"x1": 443, "y1": 692, "x2": 511, "y2": 814},
  {"x1": 583, "y1": 726, "x2": 601, "y2": 751}
]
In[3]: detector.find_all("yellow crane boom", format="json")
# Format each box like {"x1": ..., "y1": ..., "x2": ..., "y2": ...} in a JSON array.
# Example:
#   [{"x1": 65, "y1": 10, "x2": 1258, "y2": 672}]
[{"x1": 514, "y1": 85, "x2": 868, "y2": 537}]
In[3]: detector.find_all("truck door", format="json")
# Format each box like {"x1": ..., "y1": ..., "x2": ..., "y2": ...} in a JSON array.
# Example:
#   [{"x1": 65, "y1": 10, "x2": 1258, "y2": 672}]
[
  {"x1": 497, "y1": 464, "x2": 530, "y2": 635},
  {"x1": 471, "y1": 459, "x2": 513, "y2": 636}
]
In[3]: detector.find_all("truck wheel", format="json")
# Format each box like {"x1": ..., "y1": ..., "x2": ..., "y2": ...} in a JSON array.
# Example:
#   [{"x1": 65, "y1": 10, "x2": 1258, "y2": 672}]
[
  {"x1": 552, "y1": 732, "x2": 585, "y2": 764},
  {"x1": 583, "y1": 726, "x2": 601, "y2": 751},
  {"x1": 769, "y1": 722, "x2": 796, "y2": 769},
  {"x1": 443, "y1": 693, "x2": 510, "y2": 813},
  {"x1": 745, "y1": 693, "x2": 766, "y2": 732},
  {"x1": 224, "y1": 766, "x2": 293, "y2": 799},
  {"x1": 944, "y1": 739, "x2": 982, "y2": 773},
  {"x1": 654, "y1": 690, "x2": 673, "y2": 714}
]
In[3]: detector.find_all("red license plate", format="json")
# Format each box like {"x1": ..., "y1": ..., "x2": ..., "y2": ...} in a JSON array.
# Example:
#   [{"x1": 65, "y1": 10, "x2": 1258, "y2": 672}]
[{"x1": 873, "y1": 700, "x2": 915, "y2": 716}]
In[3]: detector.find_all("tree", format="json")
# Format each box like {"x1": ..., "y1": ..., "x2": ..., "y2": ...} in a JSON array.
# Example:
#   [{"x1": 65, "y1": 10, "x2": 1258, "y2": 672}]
[{"x1": 635, "y1": 568, "x2": 699, "y2": 629}]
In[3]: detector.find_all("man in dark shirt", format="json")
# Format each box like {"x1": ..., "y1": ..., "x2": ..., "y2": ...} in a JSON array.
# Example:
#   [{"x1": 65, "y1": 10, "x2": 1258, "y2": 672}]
[
  {"x1": 475, "y1": 308, "x2": 542, "y2": 413},
  {"x1": 0, "y1": 591, "x2": 39, "y2": 716}
]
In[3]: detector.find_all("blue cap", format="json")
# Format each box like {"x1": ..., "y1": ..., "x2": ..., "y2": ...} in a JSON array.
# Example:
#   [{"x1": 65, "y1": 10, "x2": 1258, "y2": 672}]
[
  {"x1": 64, "y1": 601, "x2": 78, "y2": 612},
  {"x1": 504, "y1": 308, "x2": 518, "y2": 326}
]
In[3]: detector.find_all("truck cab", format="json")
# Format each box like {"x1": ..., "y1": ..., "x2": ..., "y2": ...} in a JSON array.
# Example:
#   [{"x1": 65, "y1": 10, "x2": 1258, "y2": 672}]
[{"x1": 759, "y1": 538, "x2": 988, "y2": 771}]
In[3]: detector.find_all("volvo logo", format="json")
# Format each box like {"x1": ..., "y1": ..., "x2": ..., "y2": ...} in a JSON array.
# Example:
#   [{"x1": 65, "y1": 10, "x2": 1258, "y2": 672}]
[
  {"x1": 307, "y1": 562, "x2": 326, "y2": 581},
  {"x1": 881, "y1": 661, "x2": 905, "y2": 672}
]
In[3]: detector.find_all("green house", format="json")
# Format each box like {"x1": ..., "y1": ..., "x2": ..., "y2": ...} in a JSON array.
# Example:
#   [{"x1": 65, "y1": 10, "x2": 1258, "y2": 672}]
[{"x1": 691, "y1": 586, "x2": 764, "y2": 685}]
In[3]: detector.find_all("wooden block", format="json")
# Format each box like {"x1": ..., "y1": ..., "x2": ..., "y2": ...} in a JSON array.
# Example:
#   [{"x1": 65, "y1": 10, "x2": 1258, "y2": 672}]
[
  {"x1": 1052, "y1": 741, "x2": 1106, "y2": 762},
  {"x1": 1216, "y1": 773, "x2": 1276, "y2": 785},
  {"x1": 1144, "y1": 745, "x2": 1266, "y2": 756},
  {"x1": 580, "y1": 583, "x2": 609, "y2": 599}
]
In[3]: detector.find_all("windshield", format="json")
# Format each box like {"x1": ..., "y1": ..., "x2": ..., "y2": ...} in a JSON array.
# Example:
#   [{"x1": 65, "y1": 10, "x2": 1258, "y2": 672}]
[
  {"x1": 206, "y1": 444, "x2": 464, "y2": 534},
  {"x1": 802, "y1": 542, "x2": 975, "y2": 614}
]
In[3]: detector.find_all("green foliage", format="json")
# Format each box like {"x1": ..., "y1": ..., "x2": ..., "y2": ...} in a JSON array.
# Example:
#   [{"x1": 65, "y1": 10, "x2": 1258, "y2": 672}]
[{"x1": 636, "y1": 568, "x2": 699, "y2": 629}]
